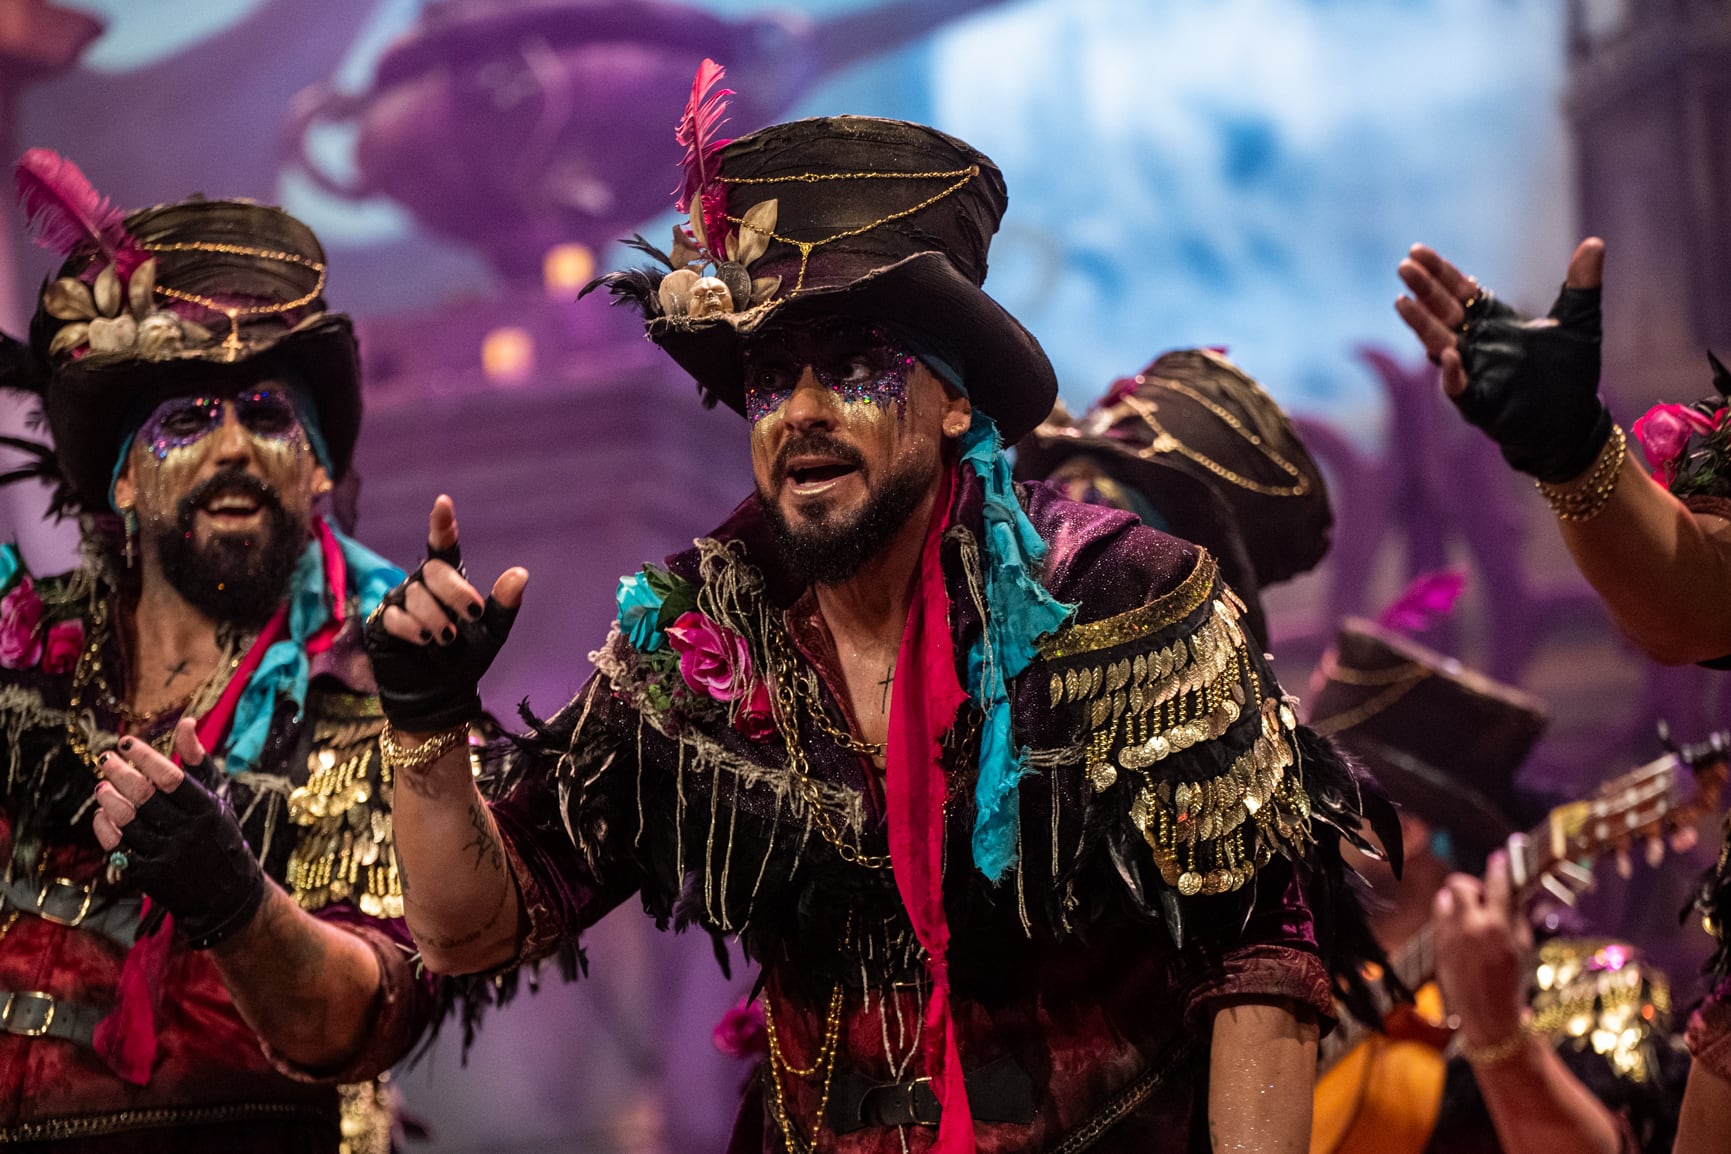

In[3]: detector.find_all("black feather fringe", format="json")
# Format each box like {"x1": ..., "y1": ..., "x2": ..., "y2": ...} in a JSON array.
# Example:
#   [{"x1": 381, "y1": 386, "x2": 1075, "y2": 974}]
[
  {"x1": 1684, "y1": 823, "x2": 1731, "y2": 983},
  {"x1": 578, "y1": 267, "x2": 665, "y2": 321}
]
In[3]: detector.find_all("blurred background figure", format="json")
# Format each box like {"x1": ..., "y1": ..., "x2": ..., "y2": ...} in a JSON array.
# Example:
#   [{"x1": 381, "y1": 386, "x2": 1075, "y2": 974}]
[{"x1": 3, "y1": 0, "x2": 1731, "y2": 1150}]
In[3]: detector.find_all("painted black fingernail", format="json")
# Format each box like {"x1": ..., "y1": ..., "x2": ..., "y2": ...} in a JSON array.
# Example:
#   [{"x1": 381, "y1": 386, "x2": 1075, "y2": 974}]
[
  {"x1": 119, "y1": 738, "x2": 133, "y2": 751},
  {"x1": 467, "y1": 602, "x2": 483, "y2": 620},
  {"x1": 441, "y1": 626, "x2": 456, "y2": 643},
  {"x1": 419, "y1": 629, "x2": 433, "y2": 642}
]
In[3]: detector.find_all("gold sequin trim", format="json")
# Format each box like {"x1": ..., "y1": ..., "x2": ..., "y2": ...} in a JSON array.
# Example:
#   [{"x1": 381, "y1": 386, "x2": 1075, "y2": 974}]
[
  {"x1": 1530, "y1": 938, "x2": 1669, "y2": 1084},
  {"x1": 1038, "y1": 552, "x2": 1220, "y2": 661}
]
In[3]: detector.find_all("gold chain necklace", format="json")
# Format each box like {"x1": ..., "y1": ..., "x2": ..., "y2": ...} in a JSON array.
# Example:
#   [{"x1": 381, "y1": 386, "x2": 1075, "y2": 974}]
[
  {"x1": 761, "y1": 620, "x2": 892, "y2": 870},
  {"x1": 720, "y1": 166, "x2": 979, "y2": 295},
  {"x1": 1114, "y1": 379, "x2": 1312, "y2": 498},
  {"x1": 763, "y1": 984, "x2": 845, "y2": 1154}
]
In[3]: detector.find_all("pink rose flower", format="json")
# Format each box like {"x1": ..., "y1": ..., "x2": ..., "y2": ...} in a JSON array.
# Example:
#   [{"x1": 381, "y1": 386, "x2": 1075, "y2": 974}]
[
  {"x1": 40, "y1": 618, "x2": 84, "y2": 675},
  {"x1": 732, "y1": 678, "x2": 776, "y2": 741},
  {"x1": 711, "y1": 998, "x2": 767, "y2": 1059},
  {"x1": 666, "y1": 611, "x2": 753, "y2": 703},
  {"x1": 0, "y1": 577, "x2": 45, "y2": 669},
  {"x1": 1633, "y1": 403, "x2": 1720, "y2": 483}
]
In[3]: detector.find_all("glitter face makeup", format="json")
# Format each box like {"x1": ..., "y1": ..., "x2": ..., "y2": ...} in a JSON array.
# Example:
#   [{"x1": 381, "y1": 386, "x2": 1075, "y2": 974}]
[
  {"x1": 137, "y1": 389, "x2": 303, "y2": 461},
  {"x1": 742, "y1": 321, "x2": 916, "y2": 424}
]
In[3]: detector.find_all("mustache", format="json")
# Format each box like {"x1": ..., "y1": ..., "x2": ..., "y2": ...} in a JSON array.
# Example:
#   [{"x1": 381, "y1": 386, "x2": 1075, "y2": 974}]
[
  {"x1": 773, "y1": 434, "x2": 865, "y2": 486},
  {"x1": 175, "y1": 469, "x2": 284, "y2": 523}
]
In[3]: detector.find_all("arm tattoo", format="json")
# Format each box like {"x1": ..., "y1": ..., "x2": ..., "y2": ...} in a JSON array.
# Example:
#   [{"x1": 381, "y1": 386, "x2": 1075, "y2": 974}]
[
  {"x1": 164, "y1": 659, "x2": 190, "y2": 687},
  {"x1": 416, "y1": 872, "x2": 511, "y2": 951},
  {"x1": 463, "y1": 803, "x2": 504, "y2": 873}
]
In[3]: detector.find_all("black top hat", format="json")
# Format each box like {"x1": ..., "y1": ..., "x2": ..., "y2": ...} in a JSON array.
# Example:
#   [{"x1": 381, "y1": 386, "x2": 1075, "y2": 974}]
[
  {"x1": 1015, "y1": 348, "x2": 1332, "y2": 641},
  {"x1": 4, "y1": 191, "x2": 360, "y2": 513},
  {"x1": 593, "y1": 115, "x2": 1057, "y2": 442},
  {"x1": 1306, "y1": 618, "x2": 1548, "y2": 857}
]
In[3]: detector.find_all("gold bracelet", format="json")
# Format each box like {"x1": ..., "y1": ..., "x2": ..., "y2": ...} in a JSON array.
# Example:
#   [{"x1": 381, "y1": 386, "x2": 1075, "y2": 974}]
[
  {"x1": 378, "y1": 721, "x2": 469, "y2": 774},
  {"x1": 1458, "y1": 1019, "x2": 1534, "y2": 1067},
  {"x1": 1536, "y1": 423, "x2": 1626, "y2": 522}
]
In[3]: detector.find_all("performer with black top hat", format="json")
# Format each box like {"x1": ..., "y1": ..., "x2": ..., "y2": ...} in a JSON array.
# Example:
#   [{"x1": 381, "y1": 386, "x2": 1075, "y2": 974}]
[
  {"x1": 1305, "y1": 615, "x2": 1684, "y2": 1154},
  {"x1": 1013, "y1": 346, "x2": 1333, "y2": 651},
  {"x1": 1393, "y1": 238, "x2": 1731, "y2": 1150},
  {"x1": 365, "y1": 62, "x2": 1396, "y2": 1153},
  {"x1": 0, "y1": 152, "x2": 433, "y2": 1150}
]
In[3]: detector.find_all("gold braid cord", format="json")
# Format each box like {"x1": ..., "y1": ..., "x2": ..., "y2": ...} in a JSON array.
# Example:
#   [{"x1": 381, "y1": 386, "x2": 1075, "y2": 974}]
[
  {"x1": 285, "y1": 692, "x2": 404, "y2": 919},
  {"x1": 1037, "y1": 551, "x2": 1310, "y2": 897}
]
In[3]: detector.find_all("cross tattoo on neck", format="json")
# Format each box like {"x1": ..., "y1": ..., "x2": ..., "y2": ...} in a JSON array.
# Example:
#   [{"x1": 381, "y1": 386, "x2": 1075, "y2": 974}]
[
  {"x1": 164, "y1": 660, "x2": 191, "y2": 688},
  {"x1": 877, "y1": 660, "x2": 896, "y2": 713}
]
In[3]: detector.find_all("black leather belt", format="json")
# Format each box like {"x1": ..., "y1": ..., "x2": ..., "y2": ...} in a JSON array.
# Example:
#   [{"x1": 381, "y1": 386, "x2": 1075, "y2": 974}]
[
  {"x1": 828, "y1": 1055, "x2": 1037, "y2": 1133},
  {"x1": 2, "y1": 873, "x2": 142, "y2": 949},
  {"x1": 0, "y1": 989, "x2": 105, "y2": 1047}
]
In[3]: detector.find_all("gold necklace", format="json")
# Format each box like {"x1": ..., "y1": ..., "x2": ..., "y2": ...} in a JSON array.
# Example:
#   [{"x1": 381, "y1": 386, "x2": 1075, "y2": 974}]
[
  {"x1": 761, "y1": 620, "x2": 892, "y2": 869},
  {"x1": 1114, "y1": 378, "x2": 1312, "y2": 498},
  {"x1": 763, "y1": 984, "x2": 845, "y2": 1154},
  {"x1": 146, "y1": 241, "x2": 326, "y2": 359}
]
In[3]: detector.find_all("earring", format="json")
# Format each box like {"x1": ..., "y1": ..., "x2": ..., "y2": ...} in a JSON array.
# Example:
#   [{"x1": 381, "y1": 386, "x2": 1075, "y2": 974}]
[{"x1": 121, "y1": 507, "x2": 138, "y2": 569}]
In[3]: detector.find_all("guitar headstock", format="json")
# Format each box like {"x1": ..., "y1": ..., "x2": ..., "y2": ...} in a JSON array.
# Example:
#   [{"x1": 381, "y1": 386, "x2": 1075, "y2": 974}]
[{"x1": 1507, "y1": 731, "x2": 1731, "y2": 905}]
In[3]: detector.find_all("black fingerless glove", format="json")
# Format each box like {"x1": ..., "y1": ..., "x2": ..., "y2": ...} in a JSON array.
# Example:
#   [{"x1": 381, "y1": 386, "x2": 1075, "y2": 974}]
[
  {"x1": 364, "y1": 542, "x2": 518, "y2": 732},
  {"x1": 122, "y1": 765, "x2": 265, "y2": 950},
  {"x1": 1455, "y1": 283, "x2": 1611, "y2": 484}
]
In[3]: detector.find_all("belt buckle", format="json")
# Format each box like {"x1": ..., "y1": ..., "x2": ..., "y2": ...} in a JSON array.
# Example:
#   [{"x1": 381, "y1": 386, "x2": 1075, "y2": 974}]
[
  {"x1": 35, "y1": 877, "x2": 94, "y2": 927},
  {"x1": 1, "y1": 991, "x2": 57, "y2": 1037}
]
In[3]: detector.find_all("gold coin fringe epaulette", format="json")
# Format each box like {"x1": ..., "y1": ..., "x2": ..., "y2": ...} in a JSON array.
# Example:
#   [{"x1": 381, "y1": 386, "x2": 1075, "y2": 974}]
[
  {"x1": 1040, "y1": 559, "x2": 1310, "y2": 897},
  {"x1": 286, "y1": 694, "x2": 404, "y2": 920}
]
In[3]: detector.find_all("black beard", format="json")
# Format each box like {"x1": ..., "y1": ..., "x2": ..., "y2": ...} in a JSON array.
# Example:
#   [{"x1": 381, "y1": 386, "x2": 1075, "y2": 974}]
[
  {"x1": 153, "y1": 471, "x2": 304, "y2": 629},
  {"x1": 757, "y1": 438, "x2": 935, "y2": 587}
]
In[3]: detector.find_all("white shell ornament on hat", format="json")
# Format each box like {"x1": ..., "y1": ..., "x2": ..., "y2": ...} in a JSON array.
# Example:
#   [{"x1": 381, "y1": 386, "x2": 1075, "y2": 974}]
[{"x1": 656, "y1": 197, "x2": 782, "y2": 320}]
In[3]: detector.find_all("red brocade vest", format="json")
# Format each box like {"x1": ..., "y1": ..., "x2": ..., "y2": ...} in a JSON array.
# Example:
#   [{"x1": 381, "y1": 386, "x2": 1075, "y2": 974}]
[
  {"x1": 489, "y1": 474, "x2": 1370, "y2": 1154},
  {"x1": 0, "y1": 568, "x2": 433, "y2": 1152}
]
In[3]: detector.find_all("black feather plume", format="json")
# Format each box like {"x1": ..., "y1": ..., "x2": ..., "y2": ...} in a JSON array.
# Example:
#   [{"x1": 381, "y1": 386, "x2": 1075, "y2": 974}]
[
  {"x1": 1710, "y1": 350, "x2": 1731, "y2": 399},
  {"x1": 621, "y1": 233, "x2": 676, "y2": 270},
  {"x1": 578, "y1": 267, "x2": 665, "y2": 321}
]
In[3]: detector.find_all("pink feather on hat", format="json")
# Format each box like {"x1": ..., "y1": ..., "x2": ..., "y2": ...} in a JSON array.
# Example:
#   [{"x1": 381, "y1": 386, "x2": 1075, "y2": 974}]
[
  {"x1": 14, "y1": 149, "x2": 147, "y2": 278},
  {"x1": 1377, "y1": 569, "x2": 1468, "y2": 634}
]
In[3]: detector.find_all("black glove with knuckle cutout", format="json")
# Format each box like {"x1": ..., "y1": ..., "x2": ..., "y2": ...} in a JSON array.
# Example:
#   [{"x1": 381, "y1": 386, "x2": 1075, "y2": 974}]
[
  {"x1": 121, "y1": 753, "x2": 266, "y2": 950},
  {"x1": 1454, "y1": 282, "x2": 1611, "y2": 485},
  {"x1": 364, "y1": 539, "x2": 518, "y2": 732}
]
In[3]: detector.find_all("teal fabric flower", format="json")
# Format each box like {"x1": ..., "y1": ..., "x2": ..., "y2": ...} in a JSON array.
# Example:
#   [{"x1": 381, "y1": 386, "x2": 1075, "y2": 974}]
[{"x1": 617, "y1": 570, "x2": 668, "y2": 651}]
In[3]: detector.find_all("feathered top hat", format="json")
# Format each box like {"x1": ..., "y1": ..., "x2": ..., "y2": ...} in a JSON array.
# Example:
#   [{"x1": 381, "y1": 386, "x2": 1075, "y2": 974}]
[
  {"x1": 1014, "y1": 348, "x2": 1332, "y2": 643},
  {"x1": 0, "y1": 151, "x2": 361, "y2": 514},
  {"x1": 586, "y1": 61, "x2": 1057, "y2": 442},
  {"x1": 1306, "y1": 617, "x2": 1548, "y2": 860}
]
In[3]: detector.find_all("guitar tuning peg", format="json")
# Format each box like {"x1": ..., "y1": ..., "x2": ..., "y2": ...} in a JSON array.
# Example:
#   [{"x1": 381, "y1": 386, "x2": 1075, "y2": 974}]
[
  {"x1": 1555, "y1": 859, "x2": 1595, "y2": 890},
  {"x1": 1646, "y1": 836, "x2": 1667, "y2": 869},
  {"x1": 1615, "y1": 849, "x2": 1634, "y2": 879},
  {"x1": 1540, "y1": 874, "x2": 1580, "y2": 907},
  {"x1": 1671, "y1": 826, "x2": 1700, "y2": 855},
  {"x1": 1658, "y1": 718, "x2": 1676, "y2": 754}
]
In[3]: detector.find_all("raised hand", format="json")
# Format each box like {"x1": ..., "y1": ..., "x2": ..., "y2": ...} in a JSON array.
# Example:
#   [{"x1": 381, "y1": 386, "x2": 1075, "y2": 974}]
[
  {"x1": 1397, "y1": 239, "x2": 1610, "y2": 484},
  {"x1": 1432, "y1": 851, "x2": 1533, "y2": 1053},
  {"x1": 366, "y1": 495, "x2": 528, "y2": 734},
  {"x1": 93, "y1": 718, "x2": 266, "y2": 949}
]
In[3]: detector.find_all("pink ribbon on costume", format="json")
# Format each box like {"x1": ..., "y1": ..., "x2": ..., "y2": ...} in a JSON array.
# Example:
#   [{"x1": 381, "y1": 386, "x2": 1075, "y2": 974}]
[{"x1": 884, "y1": 467, "x2": 975, "y2": 1153}]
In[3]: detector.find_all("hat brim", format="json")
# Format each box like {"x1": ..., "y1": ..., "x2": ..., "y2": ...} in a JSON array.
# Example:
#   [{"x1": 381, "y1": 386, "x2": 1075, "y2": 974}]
[
  {"x1": 648, "y1": 252, "x2": 1058, "y2": 443},
  {"x1": 47, "y1": 314, "x2": 361, "y2": 511}
]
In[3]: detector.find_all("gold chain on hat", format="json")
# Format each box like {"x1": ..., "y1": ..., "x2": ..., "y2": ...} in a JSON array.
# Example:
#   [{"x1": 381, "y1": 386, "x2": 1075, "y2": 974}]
[
  {"x1": 1306, "y1": 653, "x2": 1432, "y2": 737},
  {"x1": 720, "y1": 166, "x2": 979, "y2": 294},
  {"x1": 146, "y1": 242, "x2": 327, "y2": 361},
  {"x1": 1113, "y1": 377, "x2": 1312, "y2": 498}
]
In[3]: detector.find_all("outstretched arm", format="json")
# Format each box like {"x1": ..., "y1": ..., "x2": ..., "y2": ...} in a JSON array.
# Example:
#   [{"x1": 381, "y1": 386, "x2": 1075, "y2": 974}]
[
  {"x1": 94, "y1": 722, "x2": 386, "y2": 1071},
  {"x1": 367, "y1": 493, "x2": 529, "y2": 974},
  {"x1": 1397, "y1": 238, "x2": 1731, "y2": 664},
  {"x1": 1208, "y1": 1001, "x2": 1318, "y2": 1153}
]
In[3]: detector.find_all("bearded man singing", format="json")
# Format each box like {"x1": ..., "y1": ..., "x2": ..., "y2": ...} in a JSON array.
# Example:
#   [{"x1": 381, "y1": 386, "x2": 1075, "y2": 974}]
[
  {"x1": 0, "y1": 155, "x2": 432, "y2": 1151},
  {"x1": 366, "y1": 67, "x2": 1396, "y2": 1154}
]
